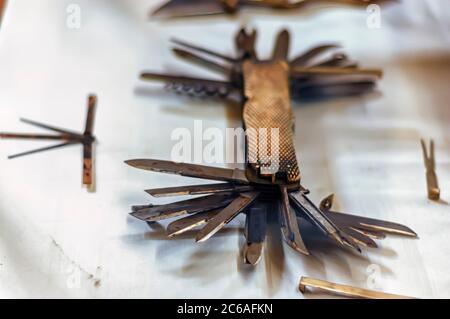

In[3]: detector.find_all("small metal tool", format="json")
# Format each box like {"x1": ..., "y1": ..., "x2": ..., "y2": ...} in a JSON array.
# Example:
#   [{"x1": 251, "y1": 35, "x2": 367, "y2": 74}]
[
  {"x1": 421, "y1": 139, "x2": 440, "y2": 200},
  {"x1": 0, "y1": 95, "x2": 97, "y2": 190},
  {"x1": 299, "y1": 276, "x2": 416, "y2": 299},
  {"x1": 151, "y1": 0, "x2": 394, "y2": 19}
]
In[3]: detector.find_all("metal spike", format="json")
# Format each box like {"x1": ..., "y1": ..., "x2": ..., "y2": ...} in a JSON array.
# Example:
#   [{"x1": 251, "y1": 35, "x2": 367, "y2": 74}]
[
  {"x1": 7, "y1": 141, "x2": 77, "y2": 159},
  {"x1": 173, "y1": 48, "x2": 231, "y2": 75}
]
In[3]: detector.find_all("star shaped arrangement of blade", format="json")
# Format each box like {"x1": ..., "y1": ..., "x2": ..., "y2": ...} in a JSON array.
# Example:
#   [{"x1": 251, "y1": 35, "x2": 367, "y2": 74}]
[
  {"x1": 127, "y1": 29, "x2": 417, "y2": 265},
  {"x1": 151, "y1": 0, "x2": 396, "y2": 19},
  {"x1": 0, "y1": 95, "x2": 97, "y2": 190}
]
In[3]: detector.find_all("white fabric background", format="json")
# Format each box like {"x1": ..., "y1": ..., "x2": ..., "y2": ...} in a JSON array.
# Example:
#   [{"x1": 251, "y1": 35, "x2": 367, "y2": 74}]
[{"x1": 0, "y1": 0, "x2": 449, "y2": 298}]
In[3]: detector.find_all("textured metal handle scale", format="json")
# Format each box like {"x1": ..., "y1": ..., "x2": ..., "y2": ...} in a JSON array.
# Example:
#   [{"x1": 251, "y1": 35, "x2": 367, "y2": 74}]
[{"x1": 242, "y1": 60, "x2": 300, "y2": 184}]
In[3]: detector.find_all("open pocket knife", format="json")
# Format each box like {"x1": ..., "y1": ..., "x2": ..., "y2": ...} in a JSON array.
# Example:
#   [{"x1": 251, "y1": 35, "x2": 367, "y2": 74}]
[{"x1": 126, "y1": 28, "x2": 417, "y2": 265}]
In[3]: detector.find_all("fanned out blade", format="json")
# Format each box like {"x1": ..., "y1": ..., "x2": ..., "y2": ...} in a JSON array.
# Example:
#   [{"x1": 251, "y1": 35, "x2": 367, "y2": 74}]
[
  {"x1": 349, "y1": 227, "x2": 386, "y2": 240},
  {"x1": 20, "y1": 118, "x2": 82, "y2": 137},
  {"x1": 289, "y1": 191, "x2": 361, "y2": 252},
  {"x1": 146, "y1": 183, "x2": 254, "y2": 197},
  {"x1": 82, "y1": 143, "x2": 93, "y2": 186},
  {"x1": 84, "y1": 95, "x2": 97, "y2": 136},
  {"x1": 7, "y1": 141, "x2": 78, "y2": 159},
  {"x1": 167, "y1": 209, "x2": 220, "y2": 237},
  {"x1": 314, "y1": 53, "x2": 355, "y2": 68},
  {"x1": 244, "y1": 204, "x2": 267, "y2": 265},
  {"x1": 291, "y1": 67, "x2": 383, "y2": 78},
  {"x1": 125, "y1": 159, "x2": 249, "y2": 184},
  {"x1": 272, "y1": 29, "x2": 290, "y2": 61},
  {"x1": 171, "y1": 38, "x2": 237, "y2": 63},
  {"x1": 131, "y1": 193, "x2": 236, "y2": 222},
  {"x1": 323, "y1": 210, "x2": 418, "y2": 237},
  {"x1": 196, "y1": 191, "x2": 260, "y2": 242},
  {"x1": 279, "y1": 187, "x2": 309, "y2": 255},
  {"x1": 290, "y1": 44, "x2": 340, "y2": 67},
  {"x1": 172, "y1": 48, "x2": 231, "y2": 75},
  {"x1": 342, "y1": 227, "x2": 378, "y2": 248},
  {"x1": 293, "y1": 81, "x2": 376, "y2": 100},
  {"x1": 151, "y1": 0, "x2": 227, "y2": 19}
]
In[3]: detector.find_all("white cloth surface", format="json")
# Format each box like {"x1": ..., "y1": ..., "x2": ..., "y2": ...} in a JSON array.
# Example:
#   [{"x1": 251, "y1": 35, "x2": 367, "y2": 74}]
[{"x1": 0, "y1": 0, "x2": 449, "y2": 298}]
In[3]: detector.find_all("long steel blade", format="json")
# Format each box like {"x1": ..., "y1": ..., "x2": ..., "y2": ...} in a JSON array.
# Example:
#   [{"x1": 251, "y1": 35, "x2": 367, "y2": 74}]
[
  {"x1": 272, "y1": 29, "x2": 290, "y2": 61},
  {"x1": 151, "y1": 0, "x2": 227, "y2": 19},
  {"x1": 196, "y1": 191, "x2": 259, "y2": 242},
  {"x1": 299, "y1": 276, "x2": 416, "y2": 299},
  {"x1": 291, "y1": 67, "x2": 383, "y2": 78},
  {"x1": 294, "y1": 82, "x2": 376, "y2": 100},
  {"x1": 125, "y1": 159, "x2": 249, "y2": 184},
  {"x1": 279, "y1": 187, "x2": 309, "y2": 255},
  {"x1": 7, "y1": 141, "x2": 77, "y2": 159},
  {"x1": 146, "y1": 183, "x2": 253, "y2": 197},
  {"x1": 167, "y1": 209, "x2": 221, "y2": 237},
  {"x1": 171, "y1": 38, "x2": 237, "y2": 63},
  {"x1": 173, "y1": 48, "x2": 231, "y2": 75},
  {"x1": 289, "y1": 191, "x2": 361, "y2": 252},
  {"x1": 131, "y1": 193, "x2": 236, "y2": 222},
  {"x1": 323, "y1": 210, "x2": 418, "y2": 237}
]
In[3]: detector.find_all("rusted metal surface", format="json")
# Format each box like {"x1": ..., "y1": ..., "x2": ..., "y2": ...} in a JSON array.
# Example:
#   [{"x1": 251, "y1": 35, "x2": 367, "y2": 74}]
[
  {"x1": 127, "y1": 29, "x2": 417, "y2": 266},
  {"x1": 151, "y1": 0, "x2": 394, "y2": 18},
  {"x1": 299, "y1": 277, "x2": 416, "y2": 299},
  {"x1": 0, "y1": 95, "x2": 97, "y2": 190}
]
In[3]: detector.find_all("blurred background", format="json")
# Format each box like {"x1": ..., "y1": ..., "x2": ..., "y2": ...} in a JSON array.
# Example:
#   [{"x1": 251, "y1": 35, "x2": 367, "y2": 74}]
[{"x1": 0, "y1": 0, "x2": 449, "y2": 298}]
